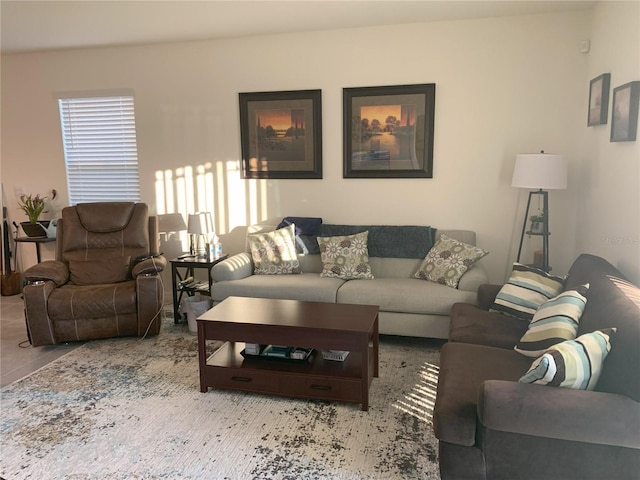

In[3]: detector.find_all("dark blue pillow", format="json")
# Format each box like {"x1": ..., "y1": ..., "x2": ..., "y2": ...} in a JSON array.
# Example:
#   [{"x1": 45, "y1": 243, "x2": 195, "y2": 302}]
[{"x1": 277, "y1": 217, "x2": 323, "y2": 236}]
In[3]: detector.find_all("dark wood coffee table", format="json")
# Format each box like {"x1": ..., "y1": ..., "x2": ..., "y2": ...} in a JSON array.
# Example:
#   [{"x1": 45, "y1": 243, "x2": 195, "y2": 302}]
[{"x1": 197, "y1": 296, "x2": 379, "y2": 410}]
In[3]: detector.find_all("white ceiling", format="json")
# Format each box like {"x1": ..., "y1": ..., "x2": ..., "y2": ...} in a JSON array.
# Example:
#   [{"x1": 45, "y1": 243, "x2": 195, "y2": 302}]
[{"x1": 1, "y1": 0, "x2": 597, "y2": 54}]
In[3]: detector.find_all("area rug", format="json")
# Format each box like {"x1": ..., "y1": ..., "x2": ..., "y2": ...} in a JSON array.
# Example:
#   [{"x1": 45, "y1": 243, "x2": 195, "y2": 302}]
[{"x1": 0, "y1": 314, "x2": 443, "y2": 479}]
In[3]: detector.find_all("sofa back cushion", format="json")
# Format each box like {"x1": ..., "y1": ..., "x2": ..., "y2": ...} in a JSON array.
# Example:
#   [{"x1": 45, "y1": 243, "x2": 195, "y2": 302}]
[
  {"x1": 317, "y1": 224, "x2": 436, "y2": 259},
  {"x1": 565, "y1": 254, "x2": 640, "y2": 402}
]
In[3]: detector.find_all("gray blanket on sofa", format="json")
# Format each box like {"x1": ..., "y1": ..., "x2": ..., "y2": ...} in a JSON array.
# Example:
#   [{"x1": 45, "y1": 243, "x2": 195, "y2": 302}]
[{"x1": 296, "y1": 224, "x2": 436, "y2": 259}]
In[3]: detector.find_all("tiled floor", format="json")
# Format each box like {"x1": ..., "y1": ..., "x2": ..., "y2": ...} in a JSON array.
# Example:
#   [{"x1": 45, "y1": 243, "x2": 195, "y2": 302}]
[{"x1": 1, "y1": 294, "x2": 81, "y2": 387}]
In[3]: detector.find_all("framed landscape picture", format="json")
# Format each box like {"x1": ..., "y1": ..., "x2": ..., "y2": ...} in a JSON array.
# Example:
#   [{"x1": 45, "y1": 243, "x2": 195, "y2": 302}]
[
  {"x1": 610, "y1": 81, "x2": 640, "y2": 142},
  {"x1": 239, "y1": 89, "x2": 322, "y2": 179},
  {"x1": 343, "y1": 84, "x2": 435, "y2": 178},
  {"x1": 587, "y1": 73, "x2": 610, "y2": 126}
]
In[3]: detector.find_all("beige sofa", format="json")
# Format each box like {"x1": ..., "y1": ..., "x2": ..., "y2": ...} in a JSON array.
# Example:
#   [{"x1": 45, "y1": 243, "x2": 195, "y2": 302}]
[{"x1": 211, "y1": 220, "x2": 488, "y2": 339}]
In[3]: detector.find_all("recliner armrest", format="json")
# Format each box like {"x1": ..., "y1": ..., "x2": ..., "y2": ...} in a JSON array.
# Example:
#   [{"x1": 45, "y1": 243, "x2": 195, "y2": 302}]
[
  {"x1": 131, "y1": 255, "x2": 167, "y2": 278},
  {"x1": 23, "y1": 260, "x2": 69, "y2": 286},
  {"x1": 478, "y1": 380, "x2": 640, "y2": 449},
  {"x1": 211, "y1": 252, "x2": 254, "y2": 282}
]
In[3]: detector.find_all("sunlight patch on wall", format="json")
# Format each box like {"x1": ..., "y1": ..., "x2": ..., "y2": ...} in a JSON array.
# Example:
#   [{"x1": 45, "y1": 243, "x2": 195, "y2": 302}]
[{"x1": 155, "y1": 159, "x2": 268, "y2": 238}]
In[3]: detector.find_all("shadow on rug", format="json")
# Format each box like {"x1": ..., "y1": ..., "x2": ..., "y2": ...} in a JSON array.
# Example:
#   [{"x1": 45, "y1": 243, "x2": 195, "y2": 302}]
[{"x1": 1, "y1": 312, "x2": 443, "y2": 479}]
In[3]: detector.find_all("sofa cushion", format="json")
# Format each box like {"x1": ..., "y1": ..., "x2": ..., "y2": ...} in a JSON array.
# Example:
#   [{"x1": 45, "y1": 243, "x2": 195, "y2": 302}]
[
  {"x1": 514, "y1": 284, "x2": 589, "y2": 357},
  {"x1": 564, "y1": 255, "x2": 640, "y2": 402},
  {"x1": 491, "y1": 263, "x2": 565, "y2": 320},
  {"x1": 449, "y1": 303, "x2": 529, "y2": 349},
  {"x1": 68, "y1": 256, "x2": 131, "y2": 286},
  {"x1": 433, "y1": 342, "x2": 533, "y2": 446},
  {"x1": 247, "y1": 224, "x2": 301, "y2": 275},
  {"x1": 318, "y1": 231, "x2": 374, "y2": 280},
  {"x1": 48, "y1": 281, "x2": 137, "y2": 320},
  {"x1": 519, "y1": 328, "x2": 616, "y2": 390},
  {"x1": 211, "y1": 273, "x2": 345, "y2": 304},
  {"x1": 338, "y1": 278, "x2": 477, "y2": 316},
  {"x1": 318, "y1": 224, "x2": 436, "y2": 259},
  {"x1": 413, "y1": 234, "x2": 488, "y2": 288}
]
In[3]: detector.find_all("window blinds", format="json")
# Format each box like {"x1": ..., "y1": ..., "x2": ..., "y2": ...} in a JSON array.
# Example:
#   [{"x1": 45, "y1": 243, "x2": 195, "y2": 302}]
[{"x1": 58, "y1": 95, "x2": 141, "y2": 205}]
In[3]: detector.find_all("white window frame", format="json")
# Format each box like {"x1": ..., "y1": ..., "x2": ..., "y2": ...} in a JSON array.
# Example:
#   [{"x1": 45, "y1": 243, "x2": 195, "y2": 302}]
[{"x1": 57, "y1": 90, "x2": 141, "y2": 205}]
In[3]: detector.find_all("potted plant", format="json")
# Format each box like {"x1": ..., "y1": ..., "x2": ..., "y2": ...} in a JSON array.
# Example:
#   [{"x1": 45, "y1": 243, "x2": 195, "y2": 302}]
[
  {"x1": 17, "y1": 193, "x2": 49, "y2": 237},
  {"x1": 529, "y1": 210, "x2": 547, "y2": 234}
]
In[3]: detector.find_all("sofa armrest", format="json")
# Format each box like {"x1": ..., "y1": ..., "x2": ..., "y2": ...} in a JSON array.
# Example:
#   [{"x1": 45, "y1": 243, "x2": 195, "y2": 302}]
[
  {"x1": 211, "y1": 252, "x2": 254, "y2": 282},
  {"x1": 131, "y1": 255, "x2": 167, "y2": 278},
  {"x1": 457, "y1": 264, "x2": 489, "y2": 292},
  {"x1": 478, "y1": 380, "x2": 640, "y2": 449},
  {"x1": 23, "y1": 281, "x2": 59, "y2": 346},
  {"x1": 23, "y1": 260, "x2": 69, "y2": 286},
  {"x1": 476, "y1": 283, "x2": 503, "y2": 310}
]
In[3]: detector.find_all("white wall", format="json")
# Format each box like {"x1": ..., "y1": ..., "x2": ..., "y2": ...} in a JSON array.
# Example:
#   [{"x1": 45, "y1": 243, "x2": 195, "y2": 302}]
[
  {"x1": 577, "y1": 1, "x2": 640, "y2": 283},
  {"x1": 3, "y1": 7, "x2": 635, "y2": 284}
]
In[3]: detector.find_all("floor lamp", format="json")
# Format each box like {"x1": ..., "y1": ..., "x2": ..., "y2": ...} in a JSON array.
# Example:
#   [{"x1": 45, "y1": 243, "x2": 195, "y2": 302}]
[{"x1": 512, "y1": 151, "x2": 567, "y2": 272}]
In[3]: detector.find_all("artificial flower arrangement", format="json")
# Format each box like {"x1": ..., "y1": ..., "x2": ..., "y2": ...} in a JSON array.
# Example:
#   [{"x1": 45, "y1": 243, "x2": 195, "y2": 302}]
[{"x1": 17, "y1": 193, "x2": 48, "y2": 224}]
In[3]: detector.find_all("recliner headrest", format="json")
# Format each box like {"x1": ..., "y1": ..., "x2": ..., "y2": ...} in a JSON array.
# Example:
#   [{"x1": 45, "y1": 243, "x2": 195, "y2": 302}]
[{"x1": 75, "y1": 202, "x2": 136, "y2": 233}]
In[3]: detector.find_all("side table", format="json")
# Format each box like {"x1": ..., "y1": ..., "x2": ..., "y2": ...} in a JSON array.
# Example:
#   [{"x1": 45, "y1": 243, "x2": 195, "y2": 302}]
[
  {"x1": 170, "y1": 254, "x2": 228, "y2": 323},
  {"x1": 15, "y1": 236, "x2": 56, "y2": 264}
]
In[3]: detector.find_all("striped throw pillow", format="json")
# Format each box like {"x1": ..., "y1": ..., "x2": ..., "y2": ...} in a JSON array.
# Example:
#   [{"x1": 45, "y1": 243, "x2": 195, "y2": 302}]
[
  {"x1": 514, "y1": 284, "x2": 589, "y2": 357},
  {"x1": 491, "y1": 263, "x2": 565, "y2": 320},
  {"x1": 519, "y1": 328, "x2": 616, "y2": 390}
]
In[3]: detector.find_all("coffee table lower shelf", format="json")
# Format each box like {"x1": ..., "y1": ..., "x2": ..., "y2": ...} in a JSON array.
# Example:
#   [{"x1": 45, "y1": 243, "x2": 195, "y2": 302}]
[{"x1": 202, "y1": 342, "x2": 374, "y2": 408}]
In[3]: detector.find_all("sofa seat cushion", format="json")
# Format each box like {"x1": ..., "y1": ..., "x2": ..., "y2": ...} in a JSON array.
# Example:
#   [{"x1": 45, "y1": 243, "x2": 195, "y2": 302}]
[
  {"x1": 449, "y1": 303, "x2": 529, "y2": 349},
  {"x1": 337, "y1": 278, "x2": 477, "y2": 315},
  {"x1": 48, "y1": 281, "x2": 137, "y2": 321},
  {"x1": 433, "y1": 342, "x2": 533, "y2": 446},
  {"x1": 211, "y1": 273, "x2": 345, "y2": 304}
]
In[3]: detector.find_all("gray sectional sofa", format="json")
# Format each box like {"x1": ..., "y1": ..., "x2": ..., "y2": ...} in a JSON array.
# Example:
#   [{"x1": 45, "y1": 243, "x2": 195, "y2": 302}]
[
  {"x1": 433, "y1": 254, "x2": 640, "y2": 479},
  {"x1": 211, "y1": 220, "x2": 488, "y2": 339}
]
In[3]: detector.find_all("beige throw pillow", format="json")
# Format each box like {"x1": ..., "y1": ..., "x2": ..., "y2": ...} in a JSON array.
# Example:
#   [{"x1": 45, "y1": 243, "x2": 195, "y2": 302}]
[
  {"x1": 247, "y1": 224, "x2": 301, "y2": 275},
  {"x1": 318, "y1": 231, "x2": 374, "y2": 280},
  {"x1": 414, "y1": 234, "x2": 488, "y2": 288}
]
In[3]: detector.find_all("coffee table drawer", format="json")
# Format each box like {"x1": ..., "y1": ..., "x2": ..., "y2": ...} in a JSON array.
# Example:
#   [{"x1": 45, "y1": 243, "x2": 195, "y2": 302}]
[
  {"x1": 207, "y1": 366, "x2": 279, "y2": 393},
  {"x1": 281, "y1": 376, "x2": 362, "y2": 403}
]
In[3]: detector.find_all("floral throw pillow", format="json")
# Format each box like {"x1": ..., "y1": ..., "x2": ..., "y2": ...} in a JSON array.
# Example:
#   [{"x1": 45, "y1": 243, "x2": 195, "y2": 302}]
[
  {"x1": 247, "y1": 224, "x2": 301, "y2": 275},
  {"x1": 318, "y1": 231, "x2": 374, "y2": 280},
  {"x1": 413, "y1": 234, "x2": 488, "y2": 288}
]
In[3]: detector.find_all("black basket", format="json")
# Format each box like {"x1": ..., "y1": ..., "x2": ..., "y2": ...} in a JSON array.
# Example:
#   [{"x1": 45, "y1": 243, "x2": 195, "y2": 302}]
[{"x1": 21, "y1": 221, "x2": 49, "y2": 238}]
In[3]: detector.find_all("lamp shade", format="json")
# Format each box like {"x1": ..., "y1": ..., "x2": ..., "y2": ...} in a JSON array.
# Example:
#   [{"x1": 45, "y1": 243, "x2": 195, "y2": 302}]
[
  {"x1": 512, "y1": 153, "x2": 567, "y2": 190},
  {"x1": 157, "y1": 213, "x2": 186, "y2": 233},
  {"x1": 187, "y1": 212, "x2": 214, "y2": 235}
]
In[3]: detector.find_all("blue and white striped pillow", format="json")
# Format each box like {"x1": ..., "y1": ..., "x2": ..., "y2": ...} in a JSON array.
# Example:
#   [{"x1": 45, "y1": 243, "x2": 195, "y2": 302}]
[
  {"x1": 514, "y1": 284, "x2": 589, "y2": 357},
  {"x1": 491, "y1": 263, "x2": 565, "y2": 320},
  {"x1": 519, "y1": 328, "x2": 616, "y2": 390}
]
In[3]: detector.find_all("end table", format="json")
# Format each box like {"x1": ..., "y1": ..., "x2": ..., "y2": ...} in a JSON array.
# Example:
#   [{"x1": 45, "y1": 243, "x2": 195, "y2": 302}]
[{"x1": 170, "y1": 254, "x2": 228, "y2": 323}]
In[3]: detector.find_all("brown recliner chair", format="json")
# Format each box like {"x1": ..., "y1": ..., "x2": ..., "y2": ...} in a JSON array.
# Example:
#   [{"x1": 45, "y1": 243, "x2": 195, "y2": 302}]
[{"x1": 22, "y1": 202, "x2": 167, "y2": 347}]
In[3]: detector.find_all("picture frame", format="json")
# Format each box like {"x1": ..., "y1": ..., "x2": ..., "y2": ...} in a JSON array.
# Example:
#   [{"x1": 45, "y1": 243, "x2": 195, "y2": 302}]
[
  {"x1": 587, "y1": 73, "x2": 610, "y2": 126},
  {"x1": 610, "y1": 81, "x2": 640, "y2": 142},
  {"x1": 239, "y1": 89, "x2": 322, "y2": 179},
  {"x1": 343, "y1": 84, "x2": 435, "y2": 178}
]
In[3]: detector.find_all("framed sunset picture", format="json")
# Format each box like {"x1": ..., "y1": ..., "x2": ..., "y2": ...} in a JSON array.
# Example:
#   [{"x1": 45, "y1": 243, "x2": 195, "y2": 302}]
[
  {"x1": 343, "y1": 84, "x2": 435, "y2": 178},
  {"x1": 239, "y1": 89, "x2": 322, "y2": 179}
]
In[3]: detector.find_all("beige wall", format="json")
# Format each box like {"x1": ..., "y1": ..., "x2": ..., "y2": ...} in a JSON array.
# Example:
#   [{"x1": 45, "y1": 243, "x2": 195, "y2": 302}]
[
  {"x1": 2, "y1": 5, "x2": 638, "y2": 284},
  {"x1": 576, "y1": 1, "x2": 640, "y2": 282}
]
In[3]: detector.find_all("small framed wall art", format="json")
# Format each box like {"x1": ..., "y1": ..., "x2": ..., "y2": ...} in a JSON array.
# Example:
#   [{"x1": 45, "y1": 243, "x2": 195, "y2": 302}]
[
  {"x1": 610, "y1": 81, "x2": 640, "y2": 142},
  {"x1": 343, "y1": 84, "x2": 435, "y2": 178},
  {"x1": 587, "y1": 73, "x2": 610, "y2": 126},
  {"x1": 239, "y1": 89, "x2": 322, "y2": 179}
]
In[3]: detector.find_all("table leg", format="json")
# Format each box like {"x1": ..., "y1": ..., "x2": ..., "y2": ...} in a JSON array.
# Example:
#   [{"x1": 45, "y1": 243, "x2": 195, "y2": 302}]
[
  {"x1": 198, "y1": 321, "x2": 208, "y2": 393},
  {"x1": 361, "y1": 333, "x2": 370, "y2": 411},
  {"x1": 35, "y1": 243, "x2": 42, "y2": 263},
  {"x1": 171, "y1": 262, "x2": 180, "y2": 323}
]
